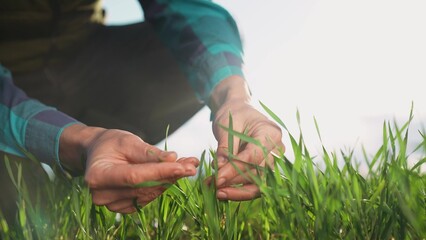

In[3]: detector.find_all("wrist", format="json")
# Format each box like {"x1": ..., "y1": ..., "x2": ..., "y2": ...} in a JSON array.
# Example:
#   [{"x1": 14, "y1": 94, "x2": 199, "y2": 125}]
[
  {"x1": 59, "y1": 124, "x2": 106, "y2": 175},
  {"x1": 209, "y1": 75, "x2": 251, "y2": 114}
]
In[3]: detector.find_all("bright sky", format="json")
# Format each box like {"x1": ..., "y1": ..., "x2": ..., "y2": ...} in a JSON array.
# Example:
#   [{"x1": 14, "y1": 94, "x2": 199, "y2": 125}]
[{"x1": 103, "y1": 0, "x2": 426, "y2": 169}]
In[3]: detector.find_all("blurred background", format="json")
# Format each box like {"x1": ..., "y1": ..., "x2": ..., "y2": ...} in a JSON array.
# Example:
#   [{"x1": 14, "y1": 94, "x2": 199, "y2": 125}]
[{"x1": 103, "y1": 0, "x2": 426, "y2": 171}]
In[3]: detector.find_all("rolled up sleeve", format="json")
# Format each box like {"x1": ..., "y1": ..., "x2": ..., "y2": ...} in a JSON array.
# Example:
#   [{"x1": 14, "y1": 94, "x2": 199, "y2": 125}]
[
  {"x1": 0, "y1": 64, "x2": 79, "y2": 166},
  {"x1": 140, "y1": 0, "x2": 245, "y2": 103}
]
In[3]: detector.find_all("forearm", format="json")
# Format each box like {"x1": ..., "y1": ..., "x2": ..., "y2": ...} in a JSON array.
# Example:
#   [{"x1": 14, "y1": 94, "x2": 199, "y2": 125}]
[{"x1": 208, "y1": 75, "x2": 251, "y2": 115}]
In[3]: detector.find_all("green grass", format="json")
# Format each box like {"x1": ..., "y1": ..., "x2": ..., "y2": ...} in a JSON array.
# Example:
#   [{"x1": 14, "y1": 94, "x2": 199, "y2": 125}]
[{"x1": 1, "y1": 106, "x2": 425, "y2": 239}]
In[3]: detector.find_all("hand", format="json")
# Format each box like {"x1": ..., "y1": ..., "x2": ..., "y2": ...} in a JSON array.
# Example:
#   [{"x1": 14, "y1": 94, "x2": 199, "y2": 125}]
[
  {"x1": 208, "y1": 76, "x2": 284, "y2": 201},
  {"x1": 59, "y1": 125, "x2": 199, "y2": 214}
]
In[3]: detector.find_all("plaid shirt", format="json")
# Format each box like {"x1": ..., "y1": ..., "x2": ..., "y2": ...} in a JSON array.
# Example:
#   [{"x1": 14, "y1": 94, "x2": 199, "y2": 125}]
[{"x1": 0, "y1": 0, "x2": 244, "y2": 167}]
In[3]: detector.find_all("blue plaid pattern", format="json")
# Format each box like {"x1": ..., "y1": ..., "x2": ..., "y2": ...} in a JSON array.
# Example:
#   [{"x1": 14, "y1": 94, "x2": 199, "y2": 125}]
[{"x1": 0, "y1": 0, "x2": 243, "y2": 166}]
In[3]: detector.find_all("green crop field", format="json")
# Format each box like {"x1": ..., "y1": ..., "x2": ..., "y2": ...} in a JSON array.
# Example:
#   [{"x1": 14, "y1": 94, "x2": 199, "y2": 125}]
[{"x1": 1, "y1": 105, "x2": 425, "y2": 239}]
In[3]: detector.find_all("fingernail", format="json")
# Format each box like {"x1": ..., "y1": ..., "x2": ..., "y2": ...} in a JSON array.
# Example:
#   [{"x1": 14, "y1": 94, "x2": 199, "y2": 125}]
[
  {"x1": 191, "y1": 158, "x2": 200, "y2": 167},
  {"x1": 217, "y1": 191, "x2": 227, "y2": 199},
  {"x1": 160, "y1": 151, "x2": 172, "y2": 157},
  {"x1": 216, "y1": 177, "x2": 226, "y2": 187},
  {"x1": 159, "y1": 151, "x2": 176, "y2": 161}
]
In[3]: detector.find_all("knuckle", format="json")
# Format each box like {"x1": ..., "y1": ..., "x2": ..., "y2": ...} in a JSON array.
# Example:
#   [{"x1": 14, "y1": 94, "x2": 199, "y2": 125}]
[
  {"x1": 157, "y1": 168, "x2": 168, "y2": 179},
  {"x1": 138, "y1": 190, "x2": 160, "y2": 202},
  {"x1": 143, "y1": 145, "x2": 158, "y2": 159},
  {"x1": 274, "y1": 128, "x2": 283, "y2": 140},
  {"x1": 217, "y1": 148, "x2": 229, "y2": 157},
  {"x1": 126, "y1": 171, "x2": 141, "y2": 185},
  {"x1": 266, "y1": 120, "x2": 282, "y2": 139},
  {"x1": 117, "y1": 135, "x2": 132, "y2": 147},
  {"x1": 84, "y1": 172, "x2": 99, "y2": 189},
  {"x1": 230, "y1": 165, "x2": 243, "y2": 178},
  {"x1": 117, "y1": 133, "x2": 140, "y2": 149},
  {"x1": 147, "y1": 191, "x2": 158, "y2": 199},
  {"x1": 136, "y1": 187, "x2": 146, "y2": 195}
]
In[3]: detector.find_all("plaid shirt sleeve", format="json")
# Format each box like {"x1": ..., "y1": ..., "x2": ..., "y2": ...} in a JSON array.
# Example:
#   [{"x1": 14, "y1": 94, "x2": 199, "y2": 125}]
[
  {"x1": 0, "y1": 64, "x2": 79, "y2": 166},
  {"x1": 0, "y1": 1, "x2": 242, "y2": 165},
  {"x1": 140, "y1": 0, "x2": 244, "y2": 103}
]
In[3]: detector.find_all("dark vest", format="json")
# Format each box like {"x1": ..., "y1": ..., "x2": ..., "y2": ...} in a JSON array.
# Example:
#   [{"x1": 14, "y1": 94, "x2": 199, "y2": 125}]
[{"x1": 0, "y1": 0, "x2": 105, "y2": 72}]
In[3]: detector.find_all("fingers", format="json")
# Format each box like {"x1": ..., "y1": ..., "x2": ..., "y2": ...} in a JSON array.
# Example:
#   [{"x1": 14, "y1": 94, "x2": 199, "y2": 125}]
[
  {"x1": 215, "y1": 143, "x2": 284, "y2": 188},
  {"x1": 215, "y1": 131, "x2": 240, "y2": 169},
  {"x1": 85, "y1": 129, "x2": 202, "y2": 213},
  {"x1": 126, "y1": 139, "x2": 178, "y2": 164},
  {"x1": 105, "y1": 198, "x2": 151, "y2": 214},
  {"x1": 236, "y1": 133, "x2": 284, "y2": 166},
  {"x1": 89, "y1": 158, "x2": 199, "y2": 210},
  {"x1": 223, "y1": 167, "x2": 265, "y2": 186},
  {"x1": 92, "y1": 186, "x2": 167, "y2": 205},
  {"x1": 85, "y1": 161, "x2": 197, "y2": 189},
  {"x1": 216, "y1": 184, "x2": 260, "y2": 201},
  {"x1": 88, "y1": 130, "x2": 178, "y2": 165},
  {"x1": 213, "y1": 146, "x2": 282, "y2": 201},
  {"x1": 168, "y1": 157, "x2": 199, "y2": 182},
  {"x1": 215, "y1": 158, "x2": 254, "y2": 187},
  {"x1": 106, "y1": 189, "x2": 161, "y2": 211},
  {"x1": 215, "y1": 143, "x2": 270, "y2": 187},
  {"x1": 177, "y1": 157, "x2": 200, "y2": 167},
  {"x1": 117, "y1": 206, "x2": 139, "y2": 214},
  {"x1": 157, "y1": 157, "x2": 199, "y2": 183},
  {"x1": 205, "y1": 158, "x2": 263, "y2": 188},
  {"x1": 214, "y1": 120, "x2": 284, "y2": 170},
  {"x1": 104, "y1": 199, "x2": 133, "y2": 212}
]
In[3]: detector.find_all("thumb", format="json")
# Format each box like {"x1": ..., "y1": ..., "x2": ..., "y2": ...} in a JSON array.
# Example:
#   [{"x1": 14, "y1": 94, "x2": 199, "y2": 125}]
[{"x1": 126, "y1": 138, "x2": 177, "y2": 163}]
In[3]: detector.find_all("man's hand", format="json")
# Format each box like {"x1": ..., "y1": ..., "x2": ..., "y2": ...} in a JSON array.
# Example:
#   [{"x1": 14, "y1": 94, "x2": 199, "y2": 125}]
[
  {"x1": 59, "y1": 125, "x2": 198, "y2": 214},
  {"x1": 209, "y1": 76, "x2": 285, "y2": 201}
]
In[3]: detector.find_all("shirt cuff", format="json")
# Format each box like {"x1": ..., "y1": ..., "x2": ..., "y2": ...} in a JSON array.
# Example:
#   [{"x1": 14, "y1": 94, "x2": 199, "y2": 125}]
[
  {"x1": 189, "y1": 50, "x2": 244, "y2": 103},
  {"x1": 25, "y1": 109, "x2": 80, "y2": 168}
]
